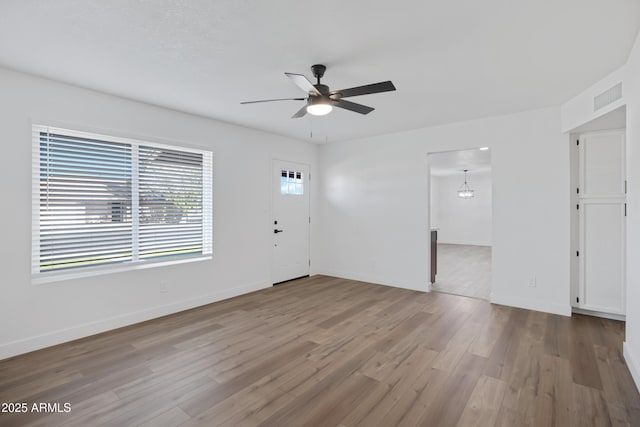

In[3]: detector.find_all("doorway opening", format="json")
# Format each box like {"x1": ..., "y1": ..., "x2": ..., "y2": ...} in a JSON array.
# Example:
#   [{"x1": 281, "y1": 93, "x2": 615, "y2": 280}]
[{"x1": 428, "y1": 148, "x2": 492, "y2": 299}]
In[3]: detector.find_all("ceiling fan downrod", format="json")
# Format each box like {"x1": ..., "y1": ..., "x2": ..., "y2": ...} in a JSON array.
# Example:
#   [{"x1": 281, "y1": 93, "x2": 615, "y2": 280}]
[{"x1": 311, "y1": 64, "x2": 326, "y2": 85}]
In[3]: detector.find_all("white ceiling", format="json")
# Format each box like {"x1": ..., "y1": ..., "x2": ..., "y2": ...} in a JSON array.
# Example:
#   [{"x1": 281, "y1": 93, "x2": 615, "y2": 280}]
[
  {"x1": 429, "y1": 148, "x2": 491, "y2": 176},
  {"x1": 0, "y1": 1, "x2": 638, "y2": 143}
]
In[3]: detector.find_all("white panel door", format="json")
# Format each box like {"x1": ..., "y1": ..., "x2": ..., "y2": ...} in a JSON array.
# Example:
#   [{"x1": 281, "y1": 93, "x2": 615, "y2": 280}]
[
  {"x1": 580, "y1": 202, "x2": 625, "y2": 313},
  {"x1": 581, "y1": 132, "x2": 625, "y2": 197},
  {"x1": 577, "y1": 130, "x2": 626, "y2": 314},
  {"x1": 272, "y1": 160, "x2": 310, "y2": 284}
]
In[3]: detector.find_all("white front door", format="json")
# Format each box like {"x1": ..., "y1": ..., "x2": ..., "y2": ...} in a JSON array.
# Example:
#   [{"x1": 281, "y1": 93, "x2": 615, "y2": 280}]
[
  {"x1": 576, "y1": 130, "x2": 626, "y2": 314},
  {"x1": 272, "y1": 160, "x2": 310, "y2": 284}
]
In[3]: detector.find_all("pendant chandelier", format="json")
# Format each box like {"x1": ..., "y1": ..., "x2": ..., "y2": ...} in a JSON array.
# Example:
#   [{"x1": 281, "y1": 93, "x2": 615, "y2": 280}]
[{"x1": 457, "y1": 169, "x2": 474, "y2": 199}]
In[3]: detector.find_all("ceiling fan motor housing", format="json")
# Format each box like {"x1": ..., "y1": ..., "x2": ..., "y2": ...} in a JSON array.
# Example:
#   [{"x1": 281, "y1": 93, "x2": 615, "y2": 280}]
[
  {"x1": 313, "y1": 84, "x2": 330, "y2": 96},
  {"x1": 311, "y1": 64, "x2": 326, "y2": 79}
]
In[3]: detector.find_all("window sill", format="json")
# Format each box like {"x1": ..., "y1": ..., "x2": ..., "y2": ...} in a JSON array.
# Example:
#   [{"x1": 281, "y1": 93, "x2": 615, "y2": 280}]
[{"x1": 32, "y1": 255, "x2": 212, "y2": 285}]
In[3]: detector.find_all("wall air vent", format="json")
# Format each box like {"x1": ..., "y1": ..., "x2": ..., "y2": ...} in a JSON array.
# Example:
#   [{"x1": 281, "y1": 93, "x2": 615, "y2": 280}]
[{"x1": 593, "y1": 82, "x2": 622, "y2": 112}]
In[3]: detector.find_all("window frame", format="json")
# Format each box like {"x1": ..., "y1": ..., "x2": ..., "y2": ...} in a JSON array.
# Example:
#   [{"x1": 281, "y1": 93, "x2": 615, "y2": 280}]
[
  {"x1": 31, "y1": 125, "x2": 213, "y2": 284},
  {"x1": 280, "y1": 169, "x2": 305, "y2": 195}
]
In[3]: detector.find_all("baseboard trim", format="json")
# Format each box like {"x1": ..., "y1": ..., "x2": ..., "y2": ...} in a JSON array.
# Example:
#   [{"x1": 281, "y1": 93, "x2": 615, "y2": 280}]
[
  {"x1": 490, "y1": 292, "x2": 572, "y2": 317},
  {"x1": 572, "y1": 307, "x2": 625, "y2": 321},
  {"x1": 317, "y1": 269, "x2": 427, "y2": 293},
  {"x1": 437, "y1": 241, "x2": 492, "y2": 247},
  {"x1": 623, "y1": 342, "x2": 640, "y2": 393},
  {"x1": 0, "y1": 280, "x2": 269, "y2": 361}
]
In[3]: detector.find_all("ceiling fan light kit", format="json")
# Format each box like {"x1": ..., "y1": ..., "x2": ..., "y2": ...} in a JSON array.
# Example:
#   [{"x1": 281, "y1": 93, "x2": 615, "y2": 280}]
[
  {"x1": 241, "y1": 64, "x2": 396, "y2": 118},
  {"x1": 306, "y1": 100, "x2": 332, "y2": 116}
]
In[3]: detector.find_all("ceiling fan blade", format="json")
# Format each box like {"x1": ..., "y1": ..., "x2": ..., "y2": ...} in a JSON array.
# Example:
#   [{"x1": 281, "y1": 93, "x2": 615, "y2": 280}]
[
  {"x1": 285, "y1": 73, "x2": 321, "y2": 95},
  {"x1": 241, "y1": 97, "x2": 306, "y2": 104},
  {"x1": 331, "y1": 81, "x2": 396, "y2": 98},
  {"x1": 331, "y1": 99, "x2": 374, "y2": 115},
  {"x1": 291, "y1": 104, "x2": 308, "y2": 118}
]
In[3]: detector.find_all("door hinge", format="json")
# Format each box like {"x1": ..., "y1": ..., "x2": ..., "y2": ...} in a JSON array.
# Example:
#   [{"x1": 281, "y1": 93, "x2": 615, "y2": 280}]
[
  {"x1": 577, "y1": 297, "x2": 580, "y2": 303},
  {"x1": 576, "y1": 251, "x2": 579, "y2": 256},
  {"x1": 576, "y1": 187, "x2": 579, "y2": 195},
  {"x1": 577, "y1": 204, "x2": 579, "y2": 210},
  {"x1": 625, "y1": 180, "x2": 627, "y2": 194},
  {"x1": 576, "y1": 139, "x2": 579, "y2": 146},
  {"x1": 625, "y1": 203, "x2": 627, "y2": 217}
]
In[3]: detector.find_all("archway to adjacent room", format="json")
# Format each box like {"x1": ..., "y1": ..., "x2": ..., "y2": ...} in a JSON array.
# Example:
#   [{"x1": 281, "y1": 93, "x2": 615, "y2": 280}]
[{"x1": 428, "y1": 148, "x2": 493, "y2": 299}]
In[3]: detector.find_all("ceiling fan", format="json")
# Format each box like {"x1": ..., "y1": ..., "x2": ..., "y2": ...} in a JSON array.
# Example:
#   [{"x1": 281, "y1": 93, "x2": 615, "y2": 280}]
[{"x1": 241, "y1": 64, "x2": 396, "y2": 118}]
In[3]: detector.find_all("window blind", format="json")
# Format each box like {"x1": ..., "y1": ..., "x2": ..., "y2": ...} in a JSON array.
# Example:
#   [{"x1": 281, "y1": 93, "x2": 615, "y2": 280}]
[
  {"x1": 32, "y1": 126, "x2": 212, "y2": 275},
  {"x1": 138, "y1": 146, "x2": 205, "y2": 259}
]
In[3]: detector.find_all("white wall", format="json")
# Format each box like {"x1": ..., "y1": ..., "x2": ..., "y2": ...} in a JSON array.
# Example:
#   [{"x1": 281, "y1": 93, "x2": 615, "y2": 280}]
[
  {"x1": 561, "y1": 66, "x2": 626, "y2": 133},
  {"x1": 623, "y1": 31, "x2": 640, "y2": 391},
  {"x1": 430, "y1": 171, "x2": 492, "y2": 246},
  {"x1": 317, "y1": 107, "x2": 571, "y2": 316},
  {"x1": 0, "y1": 67, "x2": 319, "y2": 360}
]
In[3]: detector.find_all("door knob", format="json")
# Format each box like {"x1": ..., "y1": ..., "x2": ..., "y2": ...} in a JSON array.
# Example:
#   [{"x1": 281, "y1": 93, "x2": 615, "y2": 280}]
[{"x1": 274, "y1": 229, "x2": 283, "y2": 234}]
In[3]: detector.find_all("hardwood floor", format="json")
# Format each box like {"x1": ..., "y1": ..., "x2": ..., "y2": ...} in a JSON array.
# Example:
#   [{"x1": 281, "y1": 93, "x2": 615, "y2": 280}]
[
  {"x1": 432, "y1": 243, "x2": 492, "y2": 300},
  {"x1": 0, "y1": 275, "x2": 638, "y2": 426}
]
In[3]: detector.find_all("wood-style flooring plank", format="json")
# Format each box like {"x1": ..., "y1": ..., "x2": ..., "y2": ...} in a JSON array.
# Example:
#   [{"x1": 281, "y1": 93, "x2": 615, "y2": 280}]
[
  {"x1": 544, "y1": 313, "x2": 571, "y2": 359},
  {"x1": 536, "y1": 354, "x2": 573, "y2": 427},
  {"x1": 483, "y1": 308, "x2": 529, "y2": 380},
  {"x1": 456, "y1": 374, "x2": 507, "y2": 427},
  {"x1": 569, "y1": 314, "x2": 605, "y2": 390}
]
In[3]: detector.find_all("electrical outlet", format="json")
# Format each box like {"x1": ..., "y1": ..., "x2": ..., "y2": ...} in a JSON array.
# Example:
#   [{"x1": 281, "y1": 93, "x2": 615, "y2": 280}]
[
  {"x1": 160, "y1": 281, "x2": 168, "y2": 293},
  {"x1": 528, "y1": 276, "x2": 536, "y2": 288}
]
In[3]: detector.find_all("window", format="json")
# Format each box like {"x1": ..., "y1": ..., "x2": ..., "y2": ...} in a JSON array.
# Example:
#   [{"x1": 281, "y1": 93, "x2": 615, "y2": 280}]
[
  {"x1": 280, "y1": 170, "x2": 304, "y2": 195},
  {"x1": 32, "y1": 126, "x2": 212, "y2": 276}
]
